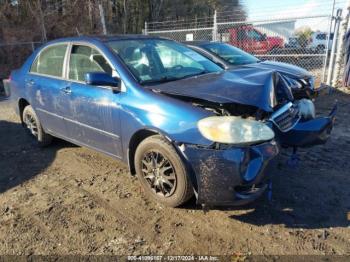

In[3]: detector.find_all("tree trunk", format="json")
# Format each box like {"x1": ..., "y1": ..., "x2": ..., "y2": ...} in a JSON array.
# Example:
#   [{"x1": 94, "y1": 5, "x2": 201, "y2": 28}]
[{"x1": 123, "y1": 0, "x2": 127, "y2": 34}]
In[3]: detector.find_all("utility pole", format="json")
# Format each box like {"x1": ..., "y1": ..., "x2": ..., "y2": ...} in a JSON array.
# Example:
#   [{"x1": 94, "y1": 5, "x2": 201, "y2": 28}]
[{"x1": 99, "y1": 3, "x2": 107, "y2": 35}]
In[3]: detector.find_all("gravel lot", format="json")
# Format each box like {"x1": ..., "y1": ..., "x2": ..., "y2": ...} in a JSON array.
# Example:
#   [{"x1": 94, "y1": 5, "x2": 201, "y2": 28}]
[{"x1": 0, "y1": 89, "x2": 349, "y2": 256}]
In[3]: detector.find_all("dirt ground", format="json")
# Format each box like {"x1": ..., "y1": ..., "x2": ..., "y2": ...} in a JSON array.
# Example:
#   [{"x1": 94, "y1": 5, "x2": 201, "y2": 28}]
[{"x1": 0, "y1": 89, "x2": 349, "y2": 256}]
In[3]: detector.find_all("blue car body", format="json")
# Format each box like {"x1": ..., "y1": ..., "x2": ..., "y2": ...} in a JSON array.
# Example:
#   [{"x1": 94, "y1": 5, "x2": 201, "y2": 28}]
[
  {"x1": 186, "y1": 41, "x2": 330, "y2": 99},
  {"x1": 7, "y1": 35, "x2": 335, "y2": 206}
]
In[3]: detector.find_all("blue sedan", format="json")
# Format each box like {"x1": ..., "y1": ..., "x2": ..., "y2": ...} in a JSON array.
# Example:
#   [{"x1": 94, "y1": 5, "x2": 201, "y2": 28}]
[{"x1": 7, "y1": 35, "x2": 335, "y2": 207}]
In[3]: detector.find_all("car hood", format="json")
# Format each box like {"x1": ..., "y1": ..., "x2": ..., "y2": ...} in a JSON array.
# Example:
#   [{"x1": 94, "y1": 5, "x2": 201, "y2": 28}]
[
  {"x1": 243, "y1": 60, "x2": 311, "y2": 79},
  {"x1": 150, "y1": 69, "x2": 283, "y2": 112}
]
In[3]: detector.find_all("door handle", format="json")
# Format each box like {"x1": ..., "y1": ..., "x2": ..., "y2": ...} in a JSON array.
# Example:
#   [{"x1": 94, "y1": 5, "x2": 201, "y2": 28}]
[{"x1": 60, "y1": 86, "x2": 72, "y2": 94}]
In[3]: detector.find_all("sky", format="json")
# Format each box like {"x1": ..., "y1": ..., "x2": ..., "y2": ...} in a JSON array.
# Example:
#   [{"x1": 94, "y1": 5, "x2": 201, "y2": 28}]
[{"x1": 242, "y1": 0, "x2": 347, "y2": 31}]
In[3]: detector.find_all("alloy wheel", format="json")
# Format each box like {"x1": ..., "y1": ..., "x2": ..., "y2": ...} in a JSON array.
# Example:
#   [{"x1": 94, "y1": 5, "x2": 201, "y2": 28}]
[
  {"x1": 24, "y1": 113, "x2": 38, "y2": 138},
  {"x1": 141, "y1": 150, "x2": 177, "y2": 197}
]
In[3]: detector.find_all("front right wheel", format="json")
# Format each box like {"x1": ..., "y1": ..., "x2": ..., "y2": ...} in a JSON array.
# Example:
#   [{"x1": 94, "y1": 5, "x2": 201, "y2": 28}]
[{"x1": 134, "y1": 135, "x2": 194, "y2": 207}]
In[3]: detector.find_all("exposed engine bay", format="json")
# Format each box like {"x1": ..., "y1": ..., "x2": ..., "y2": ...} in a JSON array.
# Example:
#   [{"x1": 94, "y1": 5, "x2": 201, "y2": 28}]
[
  {"x1": 148, "y1": 69, "x2": 333, "y2": 151},
  {"x1": 159, "y1": 91, "x2": 316, "y2": 136}
]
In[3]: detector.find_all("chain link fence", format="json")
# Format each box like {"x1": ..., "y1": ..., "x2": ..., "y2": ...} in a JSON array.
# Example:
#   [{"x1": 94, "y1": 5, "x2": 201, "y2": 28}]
[
  {"x1": 1, "y1": 2, "x2": 348, "y2": 87},
  {"x1": 146, "y1": 8, "x2": 348, "y2": 87}
]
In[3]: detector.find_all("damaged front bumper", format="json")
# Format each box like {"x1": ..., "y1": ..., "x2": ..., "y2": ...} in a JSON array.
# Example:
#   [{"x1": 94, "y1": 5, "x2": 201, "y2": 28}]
[
  {"x1": 276, "y1": 103, "x2": 337, "y2": 148},
  {"x1": 181, "y1": 141, "x2": 279, "y2": 206}
]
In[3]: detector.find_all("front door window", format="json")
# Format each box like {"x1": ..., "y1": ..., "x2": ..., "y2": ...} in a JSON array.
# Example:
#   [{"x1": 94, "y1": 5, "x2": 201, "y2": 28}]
[{"x1": 68, "y1": 45, "x2": 112, "y2": 82}]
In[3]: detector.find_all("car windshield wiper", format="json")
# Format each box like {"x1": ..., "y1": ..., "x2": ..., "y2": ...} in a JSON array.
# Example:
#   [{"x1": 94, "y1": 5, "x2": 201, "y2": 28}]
[
  {"x1": 140, "y1": 76, "x2": 181, "y2": 85},
  {"x1": 181, "y1": 70, "x2": 208, "y2": 79}
]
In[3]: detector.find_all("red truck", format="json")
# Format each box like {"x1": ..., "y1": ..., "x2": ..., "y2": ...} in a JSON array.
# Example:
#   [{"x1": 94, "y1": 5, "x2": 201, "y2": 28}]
[{"x1": 228, "y1": 25, "x2": 284, "y2": 55}]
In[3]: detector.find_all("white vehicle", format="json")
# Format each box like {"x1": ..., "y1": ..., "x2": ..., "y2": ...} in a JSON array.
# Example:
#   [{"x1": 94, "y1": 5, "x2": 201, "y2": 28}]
[{"x1": 309, "y1": 32, "x2": 334, "y2": 53}]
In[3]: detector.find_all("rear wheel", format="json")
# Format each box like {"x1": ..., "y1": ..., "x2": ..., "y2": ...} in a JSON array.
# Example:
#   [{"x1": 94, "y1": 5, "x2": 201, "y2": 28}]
[
  {"x1": 134, "y1": 135, "x2": 193, "y2": 207},
  {"x1": 22, "y1": 105, "x2": 52, "y2": 147}
]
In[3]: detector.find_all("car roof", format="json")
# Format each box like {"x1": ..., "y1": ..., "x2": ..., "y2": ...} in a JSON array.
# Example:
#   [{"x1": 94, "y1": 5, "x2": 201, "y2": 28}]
[{"x1": 45, "y1": 34, "x2": 165, "y2": 45}]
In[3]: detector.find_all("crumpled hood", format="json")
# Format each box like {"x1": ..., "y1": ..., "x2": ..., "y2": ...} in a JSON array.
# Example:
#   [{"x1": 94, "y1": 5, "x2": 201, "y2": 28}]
[
  {"x1": 244, "y1": 60, "x2": 311, "y2": 79},
  {"x1": 151, "y1": 69, "x2": 281, "y2": 112}
]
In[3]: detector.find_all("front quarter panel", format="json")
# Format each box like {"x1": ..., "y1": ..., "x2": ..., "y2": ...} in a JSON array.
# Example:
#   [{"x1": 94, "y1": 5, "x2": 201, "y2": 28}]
[{"x1": 119, "y1": 86, "x2": 214, "y2": 160}]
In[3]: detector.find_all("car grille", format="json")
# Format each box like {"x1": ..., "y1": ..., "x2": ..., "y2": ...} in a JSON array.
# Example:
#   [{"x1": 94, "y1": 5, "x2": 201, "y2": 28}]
[{"x1": 269, "y1": 102, "x2": 301, "y2": 132}]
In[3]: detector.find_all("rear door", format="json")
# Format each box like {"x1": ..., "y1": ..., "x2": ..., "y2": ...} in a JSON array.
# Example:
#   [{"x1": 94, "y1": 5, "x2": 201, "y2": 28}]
[
  {"x1": 27, "y1": 43, "x2": 72, "y2": 137},
  {"x1": 65, "y1": 44, "x2": 123, "y2": 158}
]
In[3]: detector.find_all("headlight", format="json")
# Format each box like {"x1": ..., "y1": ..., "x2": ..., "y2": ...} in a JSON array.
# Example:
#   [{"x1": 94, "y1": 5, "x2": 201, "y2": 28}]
[
  {"x1": 283, "y1": 75, "x2": 303, "y2": 89},
  {"x1": 297, "y1": 99, "x2": 315, "y2": 120},
  {"x1": 198, "y1": 116, "x2": 275, "y2": 145},
  {"x1": 308, "y1": 76, "x2": 315, "y2": 90}
]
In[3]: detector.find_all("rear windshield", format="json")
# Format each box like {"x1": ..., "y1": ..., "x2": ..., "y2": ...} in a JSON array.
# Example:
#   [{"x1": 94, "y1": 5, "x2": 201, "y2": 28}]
[
  {"x1": 108, "y1": 39, "x2": 222, "y2": 85},
  {"x1": 201, "y1": 42, "x2": 259, "y2": 66}
]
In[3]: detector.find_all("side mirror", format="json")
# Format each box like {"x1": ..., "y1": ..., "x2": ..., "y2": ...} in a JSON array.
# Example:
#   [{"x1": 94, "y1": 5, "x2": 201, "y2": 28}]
[{"x1": 85, "y1": 72, "x2": 121, "y2": 92}]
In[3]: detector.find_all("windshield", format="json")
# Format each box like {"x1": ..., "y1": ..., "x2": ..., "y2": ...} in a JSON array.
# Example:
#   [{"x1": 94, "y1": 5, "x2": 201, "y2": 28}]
[
  {"x1": 108, "y1": 39, "x2": 222, "y2": 85},
  {"x1": 201, "y1": 42, "x2": 259, "y2": 66}
]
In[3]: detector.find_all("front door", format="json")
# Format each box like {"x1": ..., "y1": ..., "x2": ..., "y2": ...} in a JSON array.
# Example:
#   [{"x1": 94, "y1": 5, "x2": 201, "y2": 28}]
[{"x1": 65, "y1": 44, "x2": 123, "y2": 158}]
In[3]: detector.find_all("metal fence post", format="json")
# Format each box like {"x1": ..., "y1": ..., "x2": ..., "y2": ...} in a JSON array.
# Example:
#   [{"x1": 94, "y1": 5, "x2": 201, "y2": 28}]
[
  {"x1": 212, "y1": 10, "x2": 217, "y2": 41},
  {"x1": 322, "y1": 0, "x2": 336, "y2": 82},
  {"x1": 332, "y1": 0, "x2": 350, "y2": 87},
  {"x1": 327, "y1": 9, "x2": 342, "y2": 85},
  {"x1": 144, "y1": 21, "x2": 148, "y2": 35}
]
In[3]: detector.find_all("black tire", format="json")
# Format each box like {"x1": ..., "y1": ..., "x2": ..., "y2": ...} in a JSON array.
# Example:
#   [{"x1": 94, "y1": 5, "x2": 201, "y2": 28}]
[
  {"x1": 134, "y1": 135, "x2": 193, "y2": 207},
  {"x1": 22, "y1": 105, "x2": 52, "y2": 147}
]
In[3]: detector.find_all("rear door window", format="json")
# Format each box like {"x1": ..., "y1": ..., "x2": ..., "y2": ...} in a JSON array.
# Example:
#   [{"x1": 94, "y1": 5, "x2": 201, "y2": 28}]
[
  {"x1": 247, "y1": 30, "x2": 263, "y2": 41},
  {"x1": 30, "y1": 44, "x2": 68, "y2": 77}
]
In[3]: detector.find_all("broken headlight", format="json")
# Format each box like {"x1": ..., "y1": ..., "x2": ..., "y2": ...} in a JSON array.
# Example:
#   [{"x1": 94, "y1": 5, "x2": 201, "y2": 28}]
[{"x1": 198, "y1": 116, "x2": 275, "y2": 145}]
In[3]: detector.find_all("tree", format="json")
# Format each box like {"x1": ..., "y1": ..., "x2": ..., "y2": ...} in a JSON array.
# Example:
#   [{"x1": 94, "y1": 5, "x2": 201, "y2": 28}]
[
  {"x1": 295, "y1": 26, "x2": 313, "y2": 48},
  {"x1": 0, "y1": 0, "x2": 247, "y2": 76}
]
